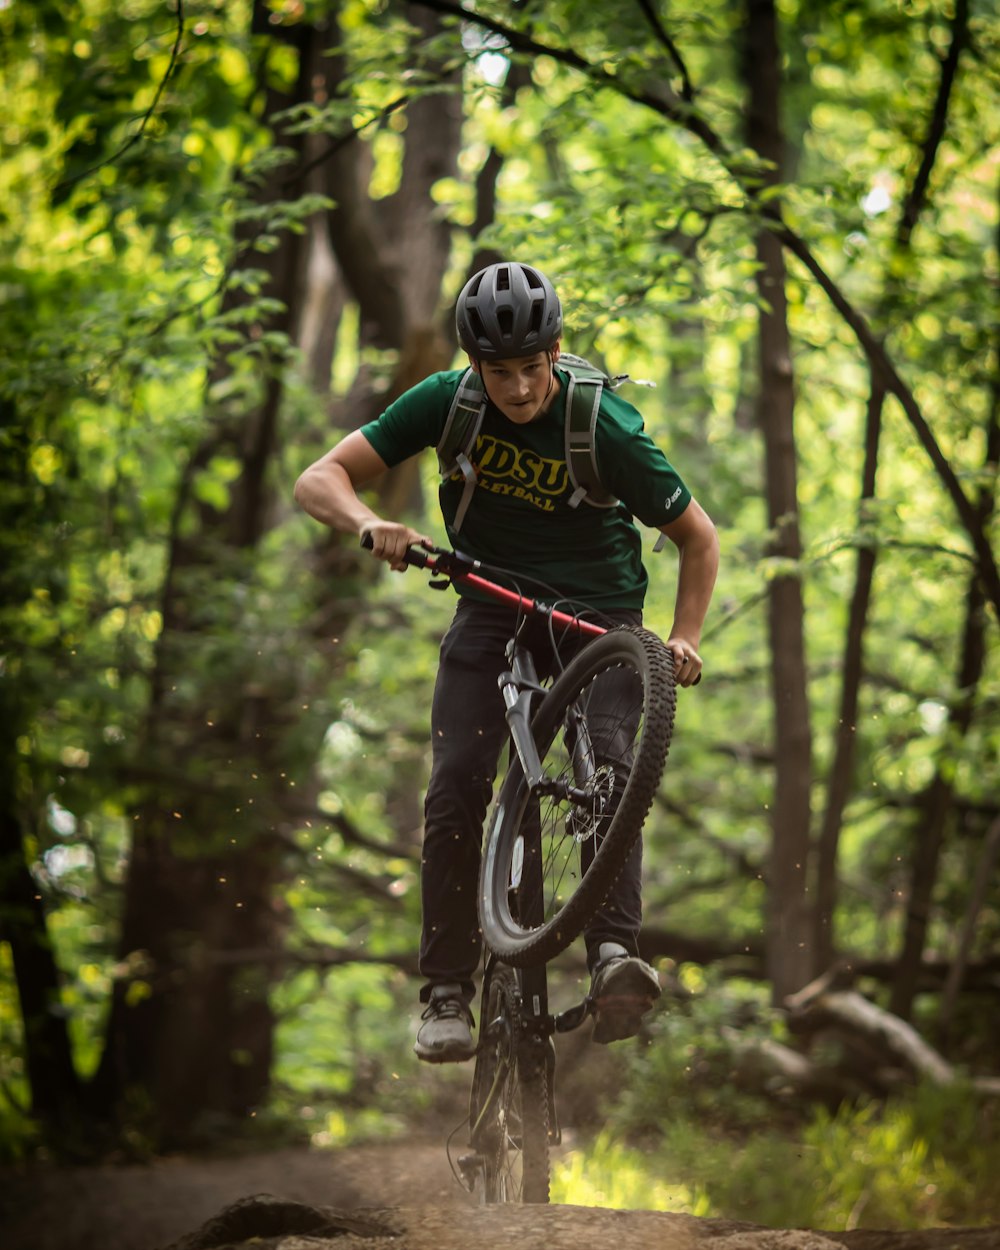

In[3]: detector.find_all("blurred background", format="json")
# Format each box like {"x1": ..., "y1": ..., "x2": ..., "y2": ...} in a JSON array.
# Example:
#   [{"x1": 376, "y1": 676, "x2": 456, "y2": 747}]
[{"x1": 1, "y1": 0, "x2": 998, "y2": 1233}]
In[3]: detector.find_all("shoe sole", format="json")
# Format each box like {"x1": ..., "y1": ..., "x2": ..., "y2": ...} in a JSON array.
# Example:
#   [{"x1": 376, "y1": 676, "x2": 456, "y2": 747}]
[
  {"x1": 591, "y1": 994, "x2": 656, "y2": 1043},
  {"x1": 413, "y1": 1041, "x2": 477, "y2": 1064},
  {"x1": 591, "y1": 961, "x2": 661, "y2": 1044}
]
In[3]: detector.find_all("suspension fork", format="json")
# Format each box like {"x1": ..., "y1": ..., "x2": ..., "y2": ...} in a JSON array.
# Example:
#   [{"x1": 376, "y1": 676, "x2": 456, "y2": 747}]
[
  {"x1": 563, "y1": 700, "x2": 598, "y2": 790},
  {"x1": 498, "y1": 641, "x2": 596, "y2": 799},
  {"x1": 497, "y1": 641, "x2": 547, "y2": 788}
]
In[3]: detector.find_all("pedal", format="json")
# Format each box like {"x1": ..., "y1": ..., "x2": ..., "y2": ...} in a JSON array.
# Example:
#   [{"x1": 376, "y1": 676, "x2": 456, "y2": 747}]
[{"x1": 553, "y1": 998, "x2": 590, "y2": 1032}]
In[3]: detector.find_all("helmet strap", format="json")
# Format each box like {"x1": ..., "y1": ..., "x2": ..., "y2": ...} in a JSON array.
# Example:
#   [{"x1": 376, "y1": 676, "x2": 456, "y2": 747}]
[{"x1": 541, "y1": 350, "x2": 557, "y2": 407}]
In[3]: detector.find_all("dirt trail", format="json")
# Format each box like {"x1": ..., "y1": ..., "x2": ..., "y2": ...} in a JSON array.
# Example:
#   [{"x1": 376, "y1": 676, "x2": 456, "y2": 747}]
[
  {"x1": 1, "y1": 1141, "x2": 460, "y2": 1250},
  {"x1": 2, "y1": 1140, "x2": 997, "y2": 1250}
]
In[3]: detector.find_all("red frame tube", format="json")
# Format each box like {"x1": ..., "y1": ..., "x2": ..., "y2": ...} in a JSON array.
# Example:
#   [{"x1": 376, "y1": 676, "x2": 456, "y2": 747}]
[{"x1": 424, "y1": 554, "x2": 607, "y2": 640}]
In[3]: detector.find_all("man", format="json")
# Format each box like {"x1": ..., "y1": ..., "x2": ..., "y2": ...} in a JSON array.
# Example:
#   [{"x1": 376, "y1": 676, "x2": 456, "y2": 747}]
[{"x1": 294, "y1": 261, "x2": 719, "y2": 1062}]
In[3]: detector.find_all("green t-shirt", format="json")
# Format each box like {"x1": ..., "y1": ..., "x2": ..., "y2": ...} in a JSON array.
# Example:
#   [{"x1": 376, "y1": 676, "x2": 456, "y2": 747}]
[{"x1": 359, "y1": 367, "x2": 691, "y2": 611}]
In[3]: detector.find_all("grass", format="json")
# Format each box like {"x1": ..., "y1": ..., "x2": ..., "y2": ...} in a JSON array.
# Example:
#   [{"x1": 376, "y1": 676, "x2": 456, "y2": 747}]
[{"x1": 551, "y1": 1087, "x2": 1000, "y2": 1229}]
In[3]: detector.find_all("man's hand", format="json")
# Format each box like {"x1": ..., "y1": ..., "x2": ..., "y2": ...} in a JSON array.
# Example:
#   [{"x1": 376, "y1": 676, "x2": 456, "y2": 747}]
[
  {"x1": 664, "y1": 637, "x2": 703, "y2": 688},
  {"x1": 359, "y1": 519, "x2": 433, "y2": 572}
]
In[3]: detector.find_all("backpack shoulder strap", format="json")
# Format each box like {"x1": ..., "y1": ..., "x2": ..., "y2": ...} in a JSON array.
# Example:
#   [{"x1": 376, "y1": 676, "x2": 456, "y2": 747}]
[
  {"x1": 558, "y1": 353, "x2": 608, "y2": 388},
  {"x1": 437, "y1": 368, "x2": 487, "y2": 533},
  {"x1": 561, "y1": 359, "x2": 619, "y2": 511}
]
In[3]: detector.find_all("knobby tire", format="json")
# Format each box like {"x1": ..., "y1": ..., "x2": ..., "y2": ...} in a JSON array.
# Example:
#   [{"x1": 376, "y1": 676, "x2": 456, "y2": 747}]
[{"x1": 479, "y1": 627, "x2": 676, "y2": 966}]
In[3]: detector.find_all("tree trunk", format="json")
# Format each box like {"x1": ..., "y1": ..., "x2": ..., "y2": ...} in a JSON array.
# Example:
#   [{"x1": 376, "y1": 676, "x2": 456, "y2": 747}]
[
  {"x1": 812, "y1": 0, "x2": 970, "y2": 980},
  {"x1": 744, "y1": 0, "x2": 814, "y2": 1003},
  {"x1": 94, "y1": 7, "x2": 318, "y2": 1145},
  {"x1": 0, "y1": 408, "x2": 85, "y2": 1141},
  {"x1": 98, "y1": 802, "x2": 287, "y2": 1144},
  {"x1": 890, "y1": 311, "x2": 998, "y2": 1020},
  {"x1": 938, "y1": 816, "x2": 1000, "y2": 1048},
  {"x1": 812, "y1": 377, "x2": 882, "y2": 974},
  {"x1": 0, "y1": 804, "x2": 83, "y2": 1134}
]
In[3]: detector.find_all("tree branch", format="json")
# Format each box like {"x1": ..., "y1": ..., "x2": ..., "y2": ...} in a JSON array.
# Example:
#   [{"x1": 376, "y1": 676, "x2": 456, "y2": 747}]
[
  {"x1": 773, "y1": 217, "x2": 999, "y2": 616},
  {"x1": 290, "y1": 806, "x2": 417, "y2": 863},
  {"x1": 787, "y1": 979, "x2": 1000, "y2": 1096},
  {"x1": 53, "y1": 1, "x2": 186, "y2": 194},
  {"x1": 409, "y1": 0, "x2": 1000, "y2": 623},
  {"x1": 639, "y1": 925, "x2": 765, "y2": 968},
  {"x1": 413, "y1": 0, "x2": 724, "y2": 154},
  {"x1": 205, "y1": 942, "x2": 419, "y2": 976},
  {"x1": 897, "y1": 0, "x2": 970, "y2": 247},
  {"x1": 634, "y1": 0, "x2": 694, "y2": 101},
  {"x1": 653, "y1": 792, "x2": 763, "y2": 878}
]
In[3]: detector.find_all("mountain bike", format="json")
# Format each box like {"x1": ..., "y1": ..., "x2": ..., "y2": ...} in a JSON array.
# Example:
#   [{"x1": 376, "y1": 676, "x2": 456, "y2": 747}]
[{"x1": 365, "y1": 539, "x2": 679, "y2": 1205}]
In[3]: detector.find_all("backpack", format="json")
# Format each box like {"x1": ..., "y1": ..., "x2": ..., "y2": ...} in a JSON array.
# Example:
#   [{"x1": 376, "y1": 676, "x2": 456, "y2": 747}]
[{"x1": 437, "y1": 353, "x2": 643, "y2": 534}]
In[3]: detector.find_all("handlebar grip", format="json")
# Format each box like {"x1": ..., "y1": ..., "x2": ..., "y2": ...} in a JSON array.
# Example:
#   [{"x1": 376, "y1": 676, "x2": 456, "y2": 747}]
[{"x1": 358, "y1": 533, "x2": 431, "y2": 569}]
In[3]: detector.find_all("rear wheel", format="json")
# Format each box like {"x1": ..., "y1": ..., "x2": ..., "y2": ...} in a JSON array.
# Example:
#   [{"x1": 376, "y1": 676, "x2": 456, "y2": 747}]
[
  {"x1": 480, "y1": 627, "x2": 675, "y2": 966},
  {"x1": 468, "y1": 965, "x2": 550, "y2": 1204}
]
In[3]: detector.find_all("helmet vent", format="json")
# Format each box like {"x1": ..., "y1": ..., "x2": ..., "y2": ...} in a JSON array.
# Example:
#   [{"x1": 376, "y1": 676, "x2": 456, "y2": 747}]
[{"x1": 455, "y1": 261, "x2": 562, "y2": 360}]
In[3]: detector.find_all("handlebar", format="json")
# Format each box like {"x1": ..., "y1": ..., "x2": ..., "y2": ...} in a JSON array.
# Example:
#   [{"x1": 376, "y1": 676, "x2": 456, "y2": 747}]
[
  {"x1": 359, "y1": 532, "x2": 474, "y2": 576},
  {"x1": 359, "y1": 534, "x2": 607, "y2": 639},
  {"x1": 358, "y1": 534, "x2": 701, "y2": 679}
]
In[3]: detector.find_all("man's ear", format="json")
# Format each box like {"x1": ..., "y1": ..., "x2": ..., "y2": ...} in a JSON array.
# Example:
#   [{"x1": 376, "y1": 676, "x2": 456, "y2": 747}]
[
  {"x1": 550, "y1": 340, "x2": 561, "y2": 364},
  {"x1": 468, "y1": 355, "x2": 482, "y2": 375}
]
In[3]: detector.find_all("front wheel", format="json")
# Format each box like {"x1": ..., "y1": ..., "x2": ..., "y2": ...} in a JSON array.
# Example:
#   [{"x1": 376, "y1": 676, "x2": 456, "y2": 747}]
[{"x1": 480, "y1": 627, "x2": 675, "y2": 967}]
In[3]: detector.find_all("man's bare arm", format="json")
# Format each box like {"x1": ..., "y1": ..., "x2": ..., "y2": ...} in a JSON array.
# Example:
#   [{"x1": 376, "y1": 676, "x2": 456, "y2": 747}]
[
  {"x1": 657, "y1": 499, "x2": 720, "y2": 687},
  {"x1": 293, "y1": 431, "x2": 431, "y2": 571}
]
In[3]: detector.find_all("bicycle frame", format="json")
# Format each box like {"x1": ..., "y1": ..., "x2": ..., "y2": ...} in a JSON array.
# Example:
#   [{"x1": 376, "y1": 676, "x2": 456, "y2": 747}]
[
  {"x1": 390, "y1": 544, "x2": 611, "y2": 805},
  {"x1": 402, "y1": 544, "x2": 607, "y2": 641}
]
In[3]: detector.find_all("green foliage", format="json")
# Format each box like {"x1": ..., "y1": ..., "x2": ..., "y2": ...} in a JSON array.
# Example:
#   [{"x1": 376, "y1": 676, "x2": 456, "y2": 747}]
[
  {"x1": 794, "y1": 1089, "x2": 996, "y2": 1229},
  {"x1": 0, "y1": 946, "x2": 34, "y2": 1163},
  {"x1": 0, "y1": 0, "x2": 997, "y2": 1179},
  {"x1": 557, "y1": 979, "x2": 1000, "y2": 1226},
  {"x1": 613, "y1": 975, "x2": 787, "y2": 1134},
  {"x1": 271, "y1": 963, "x2": 466, "y2": 1143},
  {"x1": 555, "y1": 1081, "x2": 1000, "y2": 1228},
  {"x1": 552, "y1": 1130, "x2": 710, "y2": 1215}
]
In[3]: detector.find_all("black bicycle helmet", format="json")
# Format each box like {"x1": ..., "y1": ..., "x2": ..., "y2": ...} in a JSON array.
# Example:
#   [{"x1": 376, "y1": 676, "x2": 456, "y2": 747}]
[{"x1": 456, "y1": 262, "x2": 562, "y2": 361}]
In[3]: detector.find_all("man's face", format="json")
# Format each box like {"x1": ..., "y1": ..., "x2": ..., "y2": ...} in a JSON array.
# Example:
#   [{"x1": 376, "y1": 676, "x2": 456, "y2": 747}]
[{"x1": 473, "y1": 346, "x2": 561, "y2": 424}]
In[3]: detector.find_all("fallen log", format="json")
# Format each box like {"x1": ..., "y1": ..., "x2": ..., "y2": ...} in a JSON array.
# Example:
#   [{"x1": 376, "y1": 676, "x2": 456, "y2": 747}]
[{"x1": 785, "y1": 973, "x2": 1000, "y2": 1097}]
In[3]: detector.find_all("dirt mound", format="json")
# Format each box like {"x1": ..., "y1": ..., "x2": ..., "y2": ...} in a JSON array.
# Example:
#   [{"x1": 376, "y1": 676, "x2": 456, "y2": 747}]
[
  {"x1": 0, "y1": 1142, "x2": 457, "y2": 1250},
  {"x1": 160, "y1": 1195, "x2": 1000, "y2": 1250},
  {"x1": 3, "y1": 1143, "x2": 997, "y2": 1250}
]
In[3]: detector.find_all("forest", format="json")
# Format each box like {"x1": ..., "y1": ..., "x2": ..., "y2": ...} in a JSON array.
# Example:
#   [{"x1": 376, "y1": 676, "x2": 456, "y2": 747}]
[{"x1": 1, "y1": 0, "x2": 998, "y2": 1234}]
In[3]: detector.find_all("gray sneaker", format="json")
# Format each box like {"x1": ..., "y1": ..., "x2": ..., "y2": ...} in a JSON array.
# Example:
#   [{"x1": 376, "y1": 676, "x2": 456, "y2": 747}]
[
  {"x1": 414, "y1": 983, "x2": 476, "y2": 1064},
  {"x1": 589, "y1": 942, "x2": 661, "y2": 1044}
]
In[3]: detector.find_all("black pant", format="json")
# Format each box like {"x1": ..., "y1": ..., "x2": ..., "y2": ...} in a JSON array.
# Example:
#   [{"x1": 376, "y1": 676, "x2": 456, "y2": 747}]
[{"x1": 419, "y1": 597, "x2": 645, "y2": 1002}]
